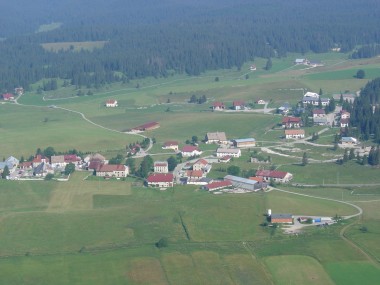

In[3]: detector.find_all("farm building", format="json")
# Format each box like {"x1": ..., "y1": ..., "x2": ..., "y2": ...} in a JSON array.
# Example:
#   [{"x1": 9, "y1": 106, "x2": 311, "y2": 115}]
[
  {"x1": 255, "y1": 170, "x2": 293, "y2": 183},
  {"x1": 294, "y1": 58, "x2": 309, "y2": 65},
  {"x1": 146, "y1": 173, "x2": 174, "y2": 188},
  {"x1": 282, "y1": 117, "x2": 302, "y2": 128},
  {"x1": 202, "y1": 180, "x2": 232, "y2": 191},
  {"x1": 96, "y1": 164, "x2": 129, "y2": 178},
  {"x1": 224, "y1": 175, "x2": 264, "y2": 191},
  {"x1": 216, "y1": 148, "x2": 241, "y2": 158},
  {"x1": 212, "y1": 102, "x2": 225, "y2": 111},
  {"x1": 233, "y1": 138, "x2": 256, "y2": 148},
  {"x1": 154, "y1": 161, "x2": 169, "y2": 173},
  {"x1": 270, "y1": 214, "x2": 293, "y2": 224},
  {"x1": 162, "y1": 141, "x2": 179, "y2": 151},
  {"x1": 303, "y1": 92, "x2": 319, "y2": 99},
  {"x1": 105, "y1": 99, "x2": 118, "y2": 107},
  {"x1": 130, "y1": 122, "x2": 160, "y2": 132},
  {"x1": 181, "y1": 145, "x2": 202, "y2": 157},
  {"x1": 303, "y1": 97, "x2": 329, "y2": 106},
  {"x1": 205, "y1": 132, "x2": 228, "y2": 144},
  {"x1": 332, "y1": 93, "x2": 356, "y2": 103},
  {"x1": 284, "y1": 129, "x2": 305, "y2": 139}
]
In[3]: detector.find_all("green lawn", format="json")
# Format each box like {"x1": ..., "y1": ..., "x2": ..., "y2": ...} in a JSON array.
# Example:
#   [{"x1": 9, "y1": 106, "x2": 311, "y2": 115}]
[{"x1": 325, "y1": 261, "x2": 380, "y2": 285}]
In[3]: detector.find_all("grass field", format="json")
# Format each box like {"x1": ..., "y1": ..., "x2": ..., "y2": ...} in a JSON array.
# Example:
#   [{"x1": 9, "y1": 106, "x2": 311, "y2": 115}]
[
  {"x1": 325, "y1": 261, "x2": 380, "y2": 285},
  {"x1": 264, "y1": 255, "x2": 334, "y2": 285}
]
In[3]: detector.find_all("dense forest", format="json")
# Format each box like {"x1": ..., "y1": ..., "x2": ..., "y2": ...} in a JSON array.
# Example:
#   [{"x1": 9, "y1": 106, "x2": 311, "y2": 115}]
[
  {"x1": 1, "y1": 0, "x2": 380, "y2": 91},
  {"x1": 350, "y1": 78, "x2": 380, "y2": 142}
]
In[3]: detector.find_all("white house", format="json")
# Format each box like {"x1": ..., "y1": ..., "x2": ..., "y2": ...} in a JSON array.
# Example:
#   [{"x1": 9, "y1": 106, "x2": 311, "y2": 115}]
[
  {"x1": 96, "y1": 164, "x2": 129, "y2": 178},
  {"x1": 255, "y1": 170, "x2": 293, "y2": 183},
  {"x1": 147, "y1": 173, "x2": 174, "y2": 188},
  {"x1": 285, "y1": 129, "x2": 305, "y2": 139},
  {"x1": 216, "y1": 148, "x2": 241, "y2": 158},
  {"x1": 154, "y1": 161, "x2": 169, "y2": 173},
  {"x1": 106, "y1": 99, "x2": 118, "y2": 107},
  {"x1": 181, "y1": 145, "x2": 202, "y2": 157},
  {"x1": 162, "y1": 141, "x2": 179, "y2": 151}
]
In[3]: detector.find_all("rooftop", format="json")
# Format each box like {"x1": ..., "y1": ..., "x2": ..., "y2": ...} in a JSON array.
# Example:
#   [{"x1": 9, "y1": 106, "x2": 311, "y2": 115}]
[{"x1": 147, "y1": 173, "x2": 174, "y2": 183}]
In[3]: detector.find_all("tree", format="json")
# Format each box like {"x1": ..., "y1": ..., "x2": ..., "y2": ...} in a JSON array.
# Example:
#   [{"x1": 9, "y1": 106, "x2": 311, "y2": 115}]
[
  {"x1": 189, "y1": 94, "x2": 197, "y2": 103},
  {"x1": 138, "y1": 155, "x2": 153, "y2": 178},
  {"x1": 109, "y1": 154, "x2": 123, "y2": 165},
  {"x1": 245, "y1": 74, "x2": 249, "y2": 80},
  {"x1": 125, "y1": 157, "x2": 135, "y2": 174},
  {"x1": 1, "y1": 166, "x2": 10, "y2": 179},
  {"x1": 43, "y1": 146, "x2": 56, "y2": 158},
  {"x1": 155, "y1": 237, "x2": 168, "y2": 248},
  {"x1": 214, "y1": 76, "x2": 219, "y2": 82},
  {"x1": 227, "y1": 165, "x2": 240, "y2": 176},
  {"x1": 349, "y1": 148, "x2": 355, "y2": 160},
  {"x1": 362, "y1": 154, "x2": 368, "y2": 165},
  {"x1": 319, "y1": 88, "x2": 323, "y2": 95},
  {"x1": 342, "y1": 149, "x2": 349, "y2": 163},
  {"x1": 167, "y1": 156, "x2": 178, "y2": 171},
  {"x1": 191, "y1": 135, "x2": 198, "y2": 144},
  {"x1": 265, "y1": 58, "x2": 272, "y2": 70},
  {"x1": 356, "y1": 69, "x2": 365, "y2": 79},
  {"x1": 64, "y1": 163, "x2": 75, "y2": 175},
  {"x1": 301, "y1": 152, "x2": 308, "y2": 166},
  {"x1": 44, "y1": 173, "x2": 54, "y2": 180}
]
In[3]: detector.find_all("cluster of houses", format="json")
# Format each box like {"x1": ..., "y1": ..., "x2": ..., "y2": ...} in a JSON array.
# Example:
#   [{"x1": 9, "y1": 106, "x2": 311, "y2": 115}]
[
  {"x1": 211, "y1": 99, "x2": 265, "y2": 111},
  {"x1": 146, "y1": 131, "x2": 293, "y2": 192},
  {"x1": 1, "y1": 152, "x2": 130, "y2": 180}
]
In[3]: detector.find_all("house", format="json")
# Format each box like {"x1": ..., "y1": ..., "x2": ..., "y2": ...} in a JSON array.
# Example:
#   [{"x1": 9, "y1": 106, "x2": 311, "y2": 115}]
[
  {"x1": 2, "y1": 93, "x2": 15, "y2": 101},
  {"x1": 233, "y1": 138, "x2": 256, "y2": 148},
  {"x1": 282, "y1": 116, "x2": 302, "y2": 128},
  {"x1": 284, "y1": 129, "x2": 305, "y2": 139},
  {"x1": 341, "y1": 110, "x2": 350, "y2": 119},
  {"x1": 256, "y1": 99, "x2": 266, "y2": 105},
  {"x1": 162, "y1": 141, "x2": 179, "y2": 151},
  {"x1": 84, "y1": 153, "x2": 106, "y2": 164},
  {"x1": 294, "y1": 58, "x2": 309, "y2": 65},
  {"x1": 216, "y1": 148, "x2": 241, "y2": 158},
  {"x1": 278, "y1": 102, "x2": 291, "y2": 115},
  {"x1": 146, "y1": 173, "x2": 174, "y2": 188},
  {"x1": 0, "y1": 156, "x2": 19, "y2": 173},
  {"x1": 308, "y1": 60, "x2": 324, "y2": 67},
  {"x1": 14, "y1": 87, "x2": 24, "y2": 95},
  {"x1": 219, "y1": 156, "x2": 232, "y2": 163},
  {"x1": 212, "y1": 102, "x2": 225, "y2": 111},
  {"x1": 332, "y1": 93, "x2": 356, "y2": 103},
  {"x1": 270, "y1": 213, "x2": 293, "y2": 224},
  {"x1": 340, "y1": 137, "x2": 358, "y2": 146},
  {"x1": 130, "y1": 122, "x2": 160, "y2": 132},
  {"x1": 18, "y1": 161, "x2": 33, "y2": 170},
  {"x1": 105, "y1": 99, "x2": 118, "y2": 107},
  {"x1": 224, "y1": 175, "x2": 263, "y2": 191},
  {"x1": 303, "y1": 92, "x2": 319, "y2": 99},
  {"x1": 233, "y1": 100, "x2": 245, "y2": 110},
  {"x1": 255, "y1": 170, "x2": 293, "y2": 183},
  {"x1": 202, "y1": 180, "x2": 232, "y2": 191},
  {"x1": 181, "y1": 145, "x2": 202, "y2": 157},
  {"x1": 96, "y1": 164, "x2": 129, "y2": 178},
  {"x1": 50, "y1": 155, "x2": 66, "y2": 168},
  {"x1": 192, "y1": 158, "x2": 211, "y2": 173},
  {"x1": 32, "y1": 155, "x2": 48, "y2": 168},
  {"x1": 303, "y1": 97, "x2": 329, "y2": 106},
  {"x1": 154, "y1": 161, "x2": 169, "y2": 173},
  {"x1": 250, "y1": 64, "x2": 257, "y2": 71},
  {"x1": 205, "y1": 132, "x2": 228, "y2": 144},
  {"x1": 88, "y1": 160, "x2": 103, "y2": 172},
  {"x1": 313, "y1": 117, "x2": 328, "y2": 126},
  {"x1": 340, "y1": 118, "x2": 349, "y2": 128},
  {"x1": 185, "y1": 170, "x2": 205, "y2": 180},
  {"x1": 64, "y1": 154, "x2": 82, "y2": 165},
  {"x1": 312, "y1": 109, "x2": 326, "y2": 118}
]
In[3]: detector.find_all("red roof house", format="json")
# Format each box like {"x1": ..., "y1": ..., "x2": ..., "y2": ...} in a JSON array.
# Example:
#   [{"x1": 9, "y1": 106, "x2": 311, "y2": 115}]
[
  {"x1": 2, "y1": 93, "x2": 14, "y2": 101},
  {"x1": 282, "y1": 116, "x2": 302, "y2": 128},
  {"x1": 131, "y1": 122, "x2": 160, "y2": 132},
  {"x1": 203, "y1": 180, "x2": 232, "y2": 191},
  {"x1": 181, "y1": 145, "x2": 202, "y2": 157},
  {"x1": 255, "y1": 170, "x2": 293, "y2": 183},
  {"x1": 147, "y1": 173, "x2": 174, "y2": 188},
  {"x1": 96, "y1": 164, "x2": 129, "y2": 178},
  {"x1": 212, "y1": 102, "x2": 225, "y2": 110},
  {"x1": 233, "y1": 100, "x2": 245, "y2": 110}
]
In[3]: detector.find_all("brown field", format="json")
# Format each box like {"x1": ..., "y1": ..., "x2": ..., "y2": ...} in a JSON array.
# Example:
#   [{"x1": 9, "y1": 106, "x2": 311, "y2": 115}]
[{"x1": 41, "y1": 41, "x2": 108, "y2": 52}]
